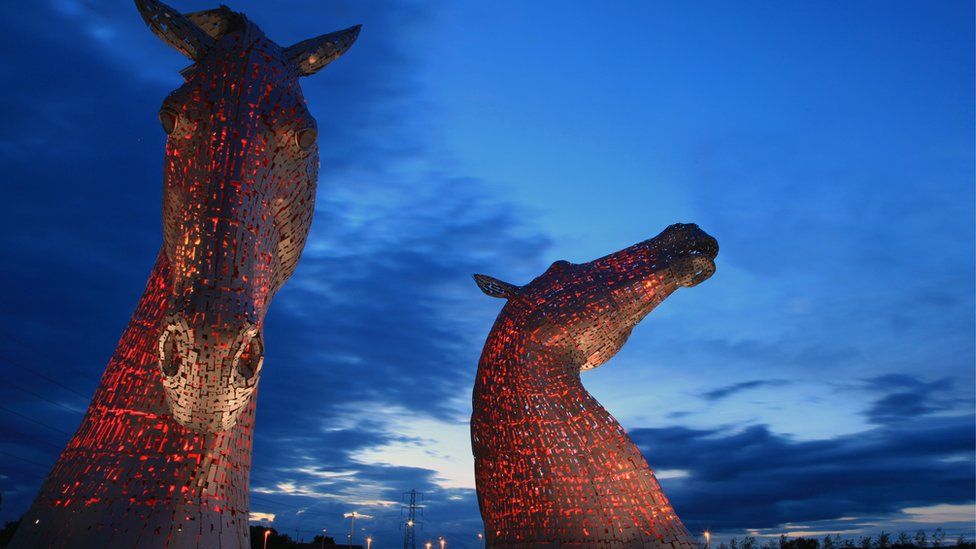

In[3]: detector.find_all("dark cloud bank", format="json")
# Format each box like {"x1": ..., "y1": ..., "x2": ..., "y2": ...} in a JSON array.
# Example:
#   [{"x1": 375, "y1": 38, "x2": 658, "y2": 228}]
[
  {"x1": 0, "y1": 1, "x2": 972, "y2": 546},
  {"x1": 635, "y1": 395, "x2": 973, "y2": 533}
]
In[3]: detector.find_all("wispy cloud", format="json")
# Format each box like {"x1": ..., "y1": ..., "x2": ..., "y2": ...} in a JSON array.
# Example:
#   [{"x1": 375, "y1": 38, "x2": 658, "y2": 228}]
[
  {"x1": 702, "y1": 379, "x2": 790, "y2": 402},
  {"x1": 249, "y1": 511, "x2": 276, "y2": 523}
]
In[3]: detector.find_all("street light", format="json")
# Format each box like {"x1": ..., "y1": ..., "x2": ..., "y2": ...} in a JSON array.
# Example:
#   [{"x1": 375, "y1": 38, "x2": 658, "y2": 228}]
[
  {"x1": 367, "y1": 536, "x2": 373, "y2": 549},
  {"x1": 321, "y1": 528, "x2": 327, "y2": 549},
  {"x1": 344, "y1": 511, "x2": 372, "y2": 547},
  {"x1": 704, "y1": 531, "x2": 711, "y2": 549},
  {"x1": 439, "y1": 536, "x2": 446, "y2": 549},
  {"x1": 350, "y1": 514, "x2": 358, "y2": 547},
  {"x1": 478, "y1": 532, "x2": 484, "y2": 549},
  {"x1": 263, "y1": 529, "x2": 272, "y2": 549}
]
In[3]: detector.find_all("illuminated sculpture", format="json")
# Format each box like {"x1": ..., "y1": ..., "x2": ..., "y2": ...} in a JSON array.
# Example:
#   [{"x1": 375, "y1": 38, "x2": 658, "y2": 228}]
[
  {"x1": 471, "y1": 223, "x2": 718, "y2": 548},
  {"x1": 10, "y1": 2, "x2": 359, "y2": 547}
]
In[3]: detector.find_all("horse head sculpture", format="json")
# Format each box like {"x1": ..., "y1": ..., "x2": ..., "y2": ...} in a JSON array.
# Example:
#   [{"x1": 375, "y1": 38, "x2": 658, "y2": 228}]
[
  {"x1": 8, "y1": 4, "x2": 361, "y2": 547},
  {"x1": 474, "y1": 223, "x2": 718, "y2": 371},
  {"x1": 137, "y1": 0, "x2": 360, "y2": 432},
  {"x1": 471, "y1": 223, "x2": 718, "y2": 547}
]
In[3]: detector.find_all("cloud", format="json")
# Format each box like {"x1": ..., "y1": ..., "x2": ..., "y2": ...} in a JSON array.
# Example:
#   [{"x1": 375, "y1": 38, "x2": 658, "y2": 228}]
[
  {"x1": 632, "y1": 377, "x2": 975, "y2": 535},
  {"x1": 249, "y1": 511, "x2": 275, "y2": 523},
  {"x1": 702, "y1": 379, "x2": 790, "y2": 402},
  {"x1": 899, "y1": 504, "x2": 976, "y2": 525},
  {"x1": 827, "y1": 374, "x2": 975, "y2": 426}
]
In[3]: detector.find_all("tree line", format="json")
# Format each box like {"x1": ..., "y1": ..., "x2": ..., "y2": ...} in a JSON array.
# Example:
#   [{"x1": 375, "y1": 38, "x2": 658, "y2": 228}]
[{"x1": 717, "y1": 530, "x2": 974, "y2": 549}]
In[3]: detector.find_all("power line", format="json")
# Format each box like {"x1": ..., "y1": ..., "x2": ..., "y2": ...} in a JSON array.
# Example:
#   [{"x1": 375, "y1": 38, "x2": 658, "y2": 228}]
[
  {"x1": 0, "y1": 450, "x2": 53, "y2": 471},
  {"x1": 0, "y1": 330, "x2": 104, "y2": 385},
  {"x1": 0, "y1": 352, "x2": 95, "y2": 401},
  {"x1": 0, "y1": 405, "x2": 72, "y2": 437},
  {"x1": 0, "y1": 427, "x2": 67, "y2": 454},
  {"x1": 0, "y1": 377, "x2": 87, "y2": 417}
]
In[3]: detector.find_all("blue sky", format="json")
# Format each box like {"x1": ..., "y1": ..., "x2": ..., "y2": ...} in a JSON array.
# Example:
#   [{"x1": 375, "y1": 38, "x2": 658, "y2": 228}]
[{"x1": 0, "y1": 1, "x2": 973, "y2": 547}]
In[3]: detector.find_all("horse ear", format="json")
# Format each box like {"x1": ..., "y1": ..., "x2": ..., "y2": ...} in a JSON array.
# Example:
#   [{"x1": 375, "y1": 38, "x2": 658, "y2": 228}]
[
  {"x1": 473, "y1": 274, "x2": 520, "y2": 299},
  {"x1": 284, "y1": 25, "x2": 361, "y2": 77},
  {"x1": 134, "y1": 0, "x2": 215, "y2": 61}
]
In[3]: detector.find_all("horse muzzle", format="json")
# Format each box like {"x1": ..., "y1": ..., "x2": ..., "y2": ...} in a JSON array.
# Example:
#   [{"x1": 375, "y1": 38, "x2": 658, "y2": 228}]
[{"x1": 156, "y1": 315, "x2": 265, "y2": 432}]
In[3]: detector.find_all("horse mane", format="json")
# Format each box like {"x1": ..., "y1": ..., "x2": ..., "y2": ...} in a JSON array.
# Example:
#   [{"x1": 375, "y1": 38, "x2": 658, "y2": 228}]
[
  {"x1": 179, "y1": 6, "x2": 268, "y2": 79},
  {"x1": 185, "y1": 6, "x2": 247, "y2": 40}
]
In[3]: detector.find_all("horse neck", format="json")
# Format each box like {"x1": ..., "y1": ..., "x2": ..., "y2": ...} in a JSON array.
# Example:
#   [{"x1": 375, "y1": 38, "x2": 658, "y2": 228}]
[
  {"x1": 472, "y1": 317, "x2": 697, "y2": 548},
  {"x1": 46, "y1": 249, "x2": 256, "y2": 506},
  {"x1": 474, "y1": 320, "x2": 599, "y2": 424}
]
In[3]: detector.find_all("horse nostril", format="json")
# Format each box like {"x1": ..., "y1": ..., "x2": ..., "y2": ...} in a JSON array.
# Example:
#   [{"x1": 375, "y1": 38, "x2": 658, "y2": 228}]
[
  {"x1": 687, "y1": 256, "x2": 717, "y2": 287},
  {"x1": 158, "y1": 328, "x2": 182, "y2": 378},
  {"x1": 690, "y1": 237, "x2": 717, "y2": 259},
  {"x1": 702, "y1": 236, "x2": 719, "y2": 259},
  {"x1": 234, "y1": 330, "x2": 264, "y2": 384}
]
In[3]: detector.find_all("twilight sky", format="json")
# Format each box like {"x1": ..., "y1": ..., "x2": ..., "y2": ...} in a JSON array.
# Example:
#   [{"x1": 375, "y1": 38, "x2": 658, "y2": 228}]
[{"x1": 0, "y1": 1, "x2": 973, "y2": 547}]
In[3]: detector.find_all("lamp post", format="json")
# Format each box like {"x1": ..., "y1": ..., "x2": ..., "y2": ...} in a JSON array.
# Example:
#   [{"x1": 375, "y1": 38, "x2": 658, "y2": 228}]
[
  {"x1": 439, "y1": 536, "x2": 446, "y2": 549},
  {"x1": 478, "y1": 533, "x2": 484, "y2": 549},
  {"x1": 346, "y1": 512, "x2": 358, "y2": 547},
  {"x1": 704, "y1": 531, "x2": 711, "y2": 549},
  {"x1": 263, "y1": 529, "x2": 271, "y2": 549},
  {"x1": 321, "y1": 528, "x2": 327, "y2": 549},
  {"x1": 343, "y1": 511, "x2": 372, "y2": 548},
  {"x1": 367, "y1": 536, "x2": 373, "y2": 549}
]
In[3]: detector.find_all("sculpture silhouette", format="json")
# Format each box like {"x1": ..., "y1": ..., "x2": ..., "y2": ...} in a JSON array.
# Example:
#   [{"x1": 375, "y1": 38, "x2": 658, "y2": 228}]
[
  {"x1": 471, "y1": 223, "x2": 718, "y2": 548},
  {"x1": 10, "y1": 2, "x2": 359, "y2": 547}
]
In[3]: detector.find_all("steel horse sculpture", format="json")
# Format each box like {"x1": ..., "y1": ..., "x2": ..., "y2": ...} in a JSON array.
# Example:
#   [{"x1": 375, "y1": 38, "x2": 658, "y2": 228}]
[
  {"x1": 471, "y1": 223, "x2": 718, "y2": 548},
  {"x1": 10, "y1": 2, "x2": 359, "y2": 547}
]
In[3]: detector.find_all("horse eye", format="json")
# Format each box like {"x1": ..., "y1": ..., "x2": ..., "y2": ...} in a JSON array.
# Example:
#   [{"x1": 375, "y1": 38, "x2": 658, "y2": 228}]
[
  {"x1": 296, "y1": 127, "x2": 317, "y2": 150},
  {"x1": 159, "y1": 108, "x2": 179, "y2": 135},
  {"x1": 236, "y1": 334, "x2": 264, "y2": 382}
]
